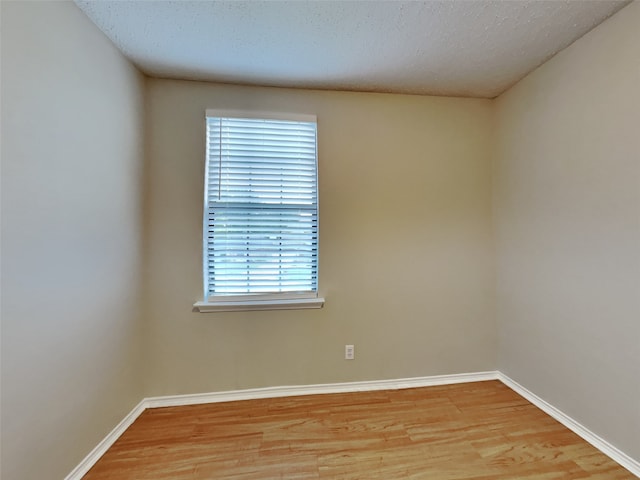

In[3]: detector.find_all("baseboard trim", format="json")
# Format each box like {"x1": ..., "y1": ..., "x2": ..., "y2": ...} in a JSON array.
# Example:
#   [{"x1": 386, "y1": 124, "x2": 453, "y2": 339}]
[
  {"x1": 65, "y1": 371, "x2": 640, "y2": 479},
  {"x1": 498, "y1": 373, "x2": 640, "y2": 478},
  {"x1": 64, "y1": 399, "x2": 146, "y2": 480},
  {"x1": 144, "y1": 371, "x2": 499, "y2": 408}
]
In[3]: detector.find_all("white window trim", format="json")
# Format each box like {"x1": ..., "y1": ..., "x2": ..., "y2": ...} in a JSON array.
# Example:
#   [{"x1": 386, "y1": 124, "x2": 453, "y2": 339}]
[
  {"x1": 196, "y1": 110, "x2": 323, "y2": 313},
  {"x1": 193, "y1": 296, "x2": 325, "y2": 313},
  {"x1": 205, "y1": 109, "x2": 317, "y2": 123}
]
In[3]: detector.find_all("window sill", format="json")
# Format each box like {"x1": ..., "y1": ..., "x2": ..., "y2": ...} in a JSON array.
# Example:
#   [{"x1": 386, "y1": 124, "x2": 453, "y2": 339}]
[{"x1": 193, "y1": 297, "x2": 325, "y2": 313}]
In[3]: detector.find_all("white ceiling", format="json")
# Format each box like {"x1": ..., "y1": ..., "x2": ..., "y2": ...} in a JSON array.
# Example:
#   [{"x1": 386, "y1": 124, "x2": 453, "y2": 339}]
[{"x1": 74, "y1": 0, "x2": 630, "y2": 98}]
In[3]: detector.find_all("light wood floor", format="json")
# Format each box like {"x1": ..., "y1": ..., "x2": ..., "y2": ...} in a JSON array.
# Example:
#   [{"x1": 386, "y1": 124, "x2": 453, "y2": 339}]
[{"x1": 83, "y1": 380, "x2": 635, "y2": 479}]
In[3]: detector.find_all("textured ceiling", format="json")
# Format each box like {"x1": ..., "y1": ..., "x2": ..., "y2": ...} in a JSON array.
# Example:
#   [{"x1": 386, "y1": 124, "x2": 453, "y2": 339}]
[{"x1": 74, "y1": 0, "x2": 630, "y2": 98}]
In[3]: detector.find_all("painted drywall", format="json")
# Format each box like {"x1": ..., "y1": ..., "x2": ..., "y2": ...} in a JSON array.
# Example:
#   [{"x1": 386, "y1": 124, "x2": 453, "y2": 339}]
[
  {"x1": 0, "y1": 2, "x2": 146, "y2": 479},
  {"x1": 144, "y1": 80, "x2": 495, "y2": 396},
  {"x1": 494, "y1": 0, "x2": 640, "y2": 462}
]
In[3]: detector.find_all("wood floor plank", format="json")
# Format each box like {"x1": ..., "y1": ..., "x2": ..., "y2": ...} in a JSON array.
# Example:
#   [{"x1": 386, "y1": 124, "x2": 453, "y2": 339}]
[{"x1": 82, "y1": 381, "x2": 636, "y2": 479}]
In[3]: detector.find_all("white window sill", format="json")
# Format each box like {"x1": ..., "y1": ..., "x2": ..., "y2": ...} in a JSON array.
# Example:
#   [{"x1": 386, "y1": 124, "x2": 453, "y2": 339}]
[{"x1": 193, "y1": 297, "x2": 325, "y2": 313}]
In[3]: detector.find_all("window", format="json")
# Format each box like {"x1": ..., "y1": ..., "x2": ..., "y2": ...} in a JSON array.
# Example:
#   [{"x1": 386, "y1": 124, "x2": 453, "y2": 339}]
[{"x1": 194, "y1": 110, "x2": 323, "y2": 312}]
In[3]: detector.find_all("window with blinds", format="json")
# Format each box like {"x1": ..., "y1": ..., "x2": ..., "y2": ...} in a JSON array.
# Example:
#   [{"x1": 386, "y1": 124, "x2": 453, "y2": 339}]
[{"x1": 203, "y1": 111, "x2": 319, "y2": 302}]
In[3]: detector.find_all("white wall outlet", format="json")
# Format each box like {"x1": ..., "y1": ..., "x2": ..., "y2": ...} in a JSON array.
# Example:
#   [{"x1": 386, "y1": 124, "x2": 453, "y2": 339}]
[{"x1": 345, "y1": 344, "x2": 355, "y2": 360}]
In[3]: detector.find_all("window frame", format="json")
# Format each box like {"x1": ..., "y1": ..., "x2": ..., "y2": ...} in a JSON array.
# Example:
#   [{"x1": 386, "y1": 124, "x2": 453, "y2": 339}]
[{"x1": 194, "y1": 109, "x2": 324, "y2": 313}]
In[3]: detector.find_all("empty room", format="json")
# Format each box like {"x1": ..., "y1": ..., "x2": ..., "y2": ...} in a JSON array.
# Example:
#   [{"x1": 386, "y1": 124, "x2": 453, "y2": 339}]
[{"x1": 1, "y1": 0, "x2": 638, "y2": 479}]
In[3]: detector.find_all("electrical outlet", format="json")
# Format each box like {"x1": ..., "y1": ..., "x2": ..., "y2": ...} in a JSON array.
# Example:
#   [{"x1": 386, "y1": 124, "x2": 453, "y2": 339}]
[{"x1": 345, "y1": 344, "x2": 355, "y2": 360}]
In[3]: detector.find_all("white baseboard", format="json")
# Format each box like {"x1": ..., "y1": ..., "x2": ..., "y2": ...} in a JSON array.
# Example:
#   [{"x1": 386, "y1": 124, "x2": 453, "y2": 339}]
[
  {"x1": 498, "y1": 372, "x2": 640, "y2": 478},
  {"x1": 144, "y1": 371, "x2": 499, "y2": 408},
  {"x1": 64, "y1": 399, "x2": 146, "y2": 480},
  {"x1": 65, "y1": 371, "x2": 639, "y2": 479}
]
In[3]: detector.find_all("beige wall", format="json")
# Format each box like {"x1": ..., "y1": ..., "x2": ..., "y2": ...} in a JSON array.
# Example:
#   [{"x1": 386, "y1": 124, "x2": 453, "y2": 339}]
[
  {"x1": 0, "y1": 2, "x2": 146, "y2": 479},
  {"x1": 494, "y1": 1, "x2": 640, "y2": 461},
  {"x1": 144, "y1": 80, "x2": 495, "y2": 396}
]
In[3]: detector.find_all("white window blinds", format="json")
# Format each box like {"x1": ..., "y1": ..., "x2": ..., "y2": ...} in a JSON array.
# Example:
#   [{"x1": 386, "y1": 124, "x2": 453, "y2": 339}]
[{"x1": 204, "y1": 112, "x2": 318, "y2": 299}]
